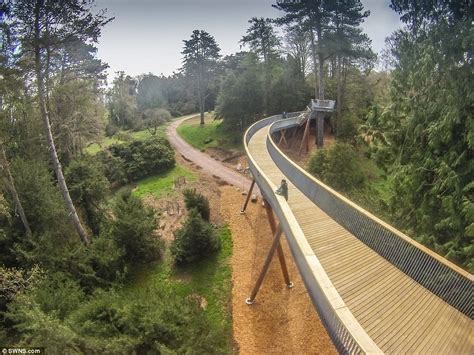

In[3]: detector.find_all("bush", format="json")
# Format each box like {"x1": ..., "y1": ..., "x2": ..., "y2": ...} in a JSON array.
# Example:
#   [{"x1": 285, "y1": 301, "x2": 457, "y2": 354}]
[
  {"x1": 5, "y1": 278, "x2": 226, "y2": 354},
  {"x1": 96, "y1": 151, "x2": 128, "y2": 186},
  {"x1": 308, "y1": 142, "x2": 366, "y2": 193},
  {"x1": 171, "y1": 209, "x2": 220, "y2": 266},
  {"x1": 66, "y1": 156, "x2": 110, "y2": 235},
  {"x1": 97, "y1": 137, "x2": 175, "y2": 186},
  {"x1": 115, "y1": 131, "x2": 133, "y2": 142},
  {"x1": 183, "y1": 188, "x2": 210, "y2": 221},
  {"x1": 105, "y1": 123, "x2": 119, "y2": 137},
  {"x1": 105, "y1": 137, "x2": 176, "y2": 183},
  {"x1": 109, "y1": 191, "x2": 161, "y2": 264}
]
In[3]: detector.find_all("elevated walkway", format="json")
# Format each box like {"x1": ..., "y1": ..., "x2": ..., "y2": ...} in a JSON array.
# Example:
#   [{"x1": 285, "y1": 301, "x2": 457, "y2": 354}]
[{"x1": 244, "y1": 114, "x2": 473, "y2": 354}]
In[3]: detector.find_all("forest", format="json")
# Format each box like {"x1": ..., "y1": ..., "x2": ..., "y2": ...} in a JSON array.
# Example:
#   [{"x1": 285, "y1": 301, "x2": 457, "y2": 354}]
[{"x1": 0, "y1": 0, "x2": 472, "y2": 353}]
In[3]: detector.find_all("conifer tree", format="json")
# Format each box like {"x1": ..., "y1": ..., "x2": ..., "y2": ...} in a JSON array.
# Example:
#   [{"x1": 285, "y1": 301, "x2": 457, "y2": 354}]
[{"x1": 181, "y1": 30, "x2": 221, "y2": 125}]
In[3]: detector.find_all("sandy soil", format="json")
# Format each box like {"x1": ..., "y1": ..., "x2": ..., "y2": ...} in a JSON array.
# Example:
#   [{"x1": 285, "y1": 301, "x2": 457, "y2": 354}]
[{"x1": 220, "y1": 186, "x2": 336, "y2": 354}]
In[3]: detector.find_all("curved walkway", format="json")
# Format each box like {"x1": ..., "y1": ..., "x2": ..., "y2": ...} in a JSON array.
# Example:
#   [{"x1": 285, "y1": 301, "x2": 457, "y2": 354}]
[{"x1": 247, "y1": 123, "x2": 473, "y2": 354}]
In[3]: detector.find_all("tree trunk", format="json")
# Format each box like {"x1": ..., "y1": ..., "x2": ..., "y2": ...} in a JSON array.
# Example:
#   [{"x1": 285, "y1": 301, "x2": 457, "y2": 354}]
[
  {"x1": 0, "y1": 145, "x2": 32, "y2": 237},
  {"x1": 309, "y1": 29, "x2": 318, "y2": 100},
  {"x1": 316, "y1": 27, "x2": 324, "y2": 100},
  {"x1": 198, "y1": 67, "x2": 205, "y2": 125},
  {"x1": 335, "y1": 55, "x2": 343, "y2": 135},
  {"x1": 34, "y1": 0, "x2": 90, "y2": 245}
]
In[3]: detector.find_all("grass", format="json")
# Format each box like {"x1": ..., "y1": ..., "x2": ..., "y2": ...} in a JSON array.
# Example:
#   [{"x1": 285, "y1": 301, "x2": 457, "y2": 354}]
[
  {"x1": 85, "y1": 126, "x2": 167, "y2": 155},
  {"x1": 177, "y1": 115, "x2": 242, "y2": 152},
  {"x1": 133, "y1": 164, "x2": 197, "y2": 199},
  {"x1": 121, "y1": 225, "x2": 233, "y2": 352}
]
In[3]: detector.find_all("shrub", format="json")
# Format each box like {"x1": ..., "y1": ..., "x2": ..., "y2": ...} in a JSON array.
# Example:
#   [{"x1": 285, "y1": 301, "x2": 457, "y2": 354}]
[
  {"x1": 308, "y1": 142, "x2": 366, "y2": 193},
  {"x1": 96, "y1": 151, "x2": 128, "y2": 186},
  {"x1": 105, "y1": 123, "x2": 119, "y2": 137},
  {"x1": 106, "y1": 137, "x2": 175, "y2": 183},
  {"x1": 96, "y1": 137, "x2": 175, "y2": 186},
  {"x1": 115, "y1": 131, "x2": 133, "y2": 142},
  {"x1": 183, "y1": 188, "x2": 210, "y2": 221},
  {"x1": 109, "y1": 191, "x2": 161, "y2": 264},
  {"x1": 66, "y1": 157, "x2": 110, "y2": 235},
  {"x1": 171, "y1": 209, "x2": 220, "y2": 266}
]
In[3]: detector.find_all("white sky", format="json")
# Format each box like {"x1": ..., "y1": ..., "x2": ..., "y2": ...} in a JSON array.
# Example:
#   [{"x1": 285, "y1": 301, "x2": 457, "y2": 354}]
[{"x1": 94, "y1": 0, "x2": 402, "y2": 82}]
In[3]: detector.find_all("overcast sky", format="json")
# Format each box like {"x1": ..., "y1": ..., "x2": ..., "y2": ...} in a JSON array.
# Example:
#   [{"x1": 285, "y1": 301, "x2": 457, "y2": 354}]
[{"x1": 94, "y1": 0, "x2": 402, "y2": 82}]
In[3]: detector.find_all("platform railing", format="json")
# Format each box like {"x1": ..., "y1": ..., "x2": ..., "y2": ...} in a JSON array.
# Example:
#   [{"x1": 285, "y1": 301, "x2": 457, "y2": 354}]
[
  {"x1": 244, "y1": 115, "x2": 382, "y2": 354},
  {"x1": 267, "y1": 115, "x2": 473, "y2": 319}
]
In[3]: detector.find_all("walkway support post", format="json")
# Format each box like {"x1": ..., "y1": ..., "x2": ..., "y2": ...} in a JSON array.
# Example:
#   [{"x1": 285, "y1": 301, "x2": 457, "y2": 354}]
[
  {"x1": 246, "y1": 223, "x2": 283, "y2": 305},
  {"x1": 278, "y1": 129, "x2": 288, "y2": 147},
  {"x1": 298, "y1": 117, "x2": 311, "y2": 156},
  {"x1": 240, "y1": 180, "x2": 256, "y2": 214},
  {"x1": 264, "y1": 200, "x2": 293, "y2": 288}
]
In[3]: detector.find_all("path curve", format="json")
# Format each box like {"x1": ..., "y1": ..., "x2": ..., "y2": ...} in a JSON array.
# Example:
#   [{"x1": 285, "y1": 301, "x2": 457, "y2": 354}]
[{"x1": 166, "y1": 115, "x2": 258, "y2": 194}]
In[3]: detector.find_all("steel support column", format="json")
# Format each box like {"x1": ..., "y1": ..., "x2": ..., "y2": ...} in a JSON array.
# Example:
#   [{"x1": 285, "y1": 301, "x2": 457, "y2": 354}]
[
  {"x1": 264, "y1": 201, "x2": 293, "y2": 288},
  {"x1": 240, "y1": 180, "x2": 256, "y2": 214},
  {"x1": 246, "y1": 223, "x2": 283, "y2": 305}
]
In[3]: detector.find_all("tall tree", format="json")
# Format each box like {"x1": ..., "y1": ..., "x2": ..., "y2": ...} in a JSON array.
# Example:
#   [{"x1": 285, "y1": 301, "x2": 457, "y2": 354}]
[
  {"x1": 136, "y1": 73, "x2": 165, "y2": 111},
  {"x1": 107, "y1": 72, "x2": 138, "y2": 130},
  {"x1": 12, "y1": 0, "x2": 111, "y2": 245},
  {"x1": 0, "y1": 143, "x2": 32, "y2": 237},
  {"x1": 284, "y1": 25, "x2": 311, "y2": 77},
  {"x1": 274, "y1": 0, "x2": 332, "y2": 100},
  {"x1": 374, "y1": 0, "x2": 473, "y2": 270},
  {"x1": 216, "y1": 54, "x2": 264, "y2": 131},
  {"x1": 241, "y1": 17, "x2": 280, "y2": 113},
  {"x1": 181, "y1": 30, "x2": 221, "y2": 125},
  {"x1": 325, "y1": 0, "x2": 374, "y2": 133},
  {"x1": 240, "y1": 17, "x2": 280, "y2": 65}
]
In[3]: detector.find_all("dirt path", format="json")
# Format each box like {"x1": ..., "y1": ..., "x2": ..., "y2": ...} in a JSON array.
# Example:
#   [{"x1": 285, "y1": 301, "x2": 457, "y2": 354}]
[
  {"x1": 167, "y1": 116, "x2": 257, "y2": 193},
  {"x1": 167, "y1": 116, "x2": 336, "y2": 354}
]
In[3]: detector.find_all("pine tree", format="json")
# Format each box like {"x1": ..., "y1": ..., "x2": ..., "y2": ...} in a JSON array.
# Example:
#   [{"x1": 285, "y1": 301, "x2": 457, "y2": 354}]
[
  {"x1": 181, "y1": 30, "x2": 221, "y2": 125},
  {"x1": 11, "y1": 0, "x2": 111, "y2": 245},
  {"x1": 380, "y1": 0, "x2": 473, "y2": 270},
  {"x1": 274, "y1": 0, "x2": 332, "y2": 99}
]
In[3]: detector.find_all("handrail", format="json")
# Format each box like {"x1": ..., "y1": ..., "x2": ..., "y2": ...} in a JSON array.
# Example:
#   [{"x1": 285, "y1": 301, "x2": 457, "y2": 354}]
[
  {"x1": 244, "y1": 114, "x2": 382, "y2": 354},
  {"x1": 267, "y1": 115, "x2": 473, "y2": 319}
]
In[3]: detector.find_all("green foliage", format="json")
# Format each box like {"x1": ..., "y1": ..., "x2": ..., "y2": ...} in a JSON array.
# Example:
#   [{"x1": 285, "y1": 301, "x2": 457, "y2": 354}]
[
  {"x1": 49, "y1": 79, "x2": 107, "y2": 163},
  {"x1": 109, "y1": 191, "x2": 161, "y2": 264},
  {"x1": 241, "y1": 17, "x2": 280, "y2": 63},
  {"x1": 373, "y1": 2, "x2": 473, "y2": 270},
  {"x1": 142, "y1": 108, "x2": 172, "y2": 135},
  {"x1": 33, "y1": 272, "x2": 85, "y2": 320},
  {"x1": 136, "y1": 74, "x2": 165, "y2": 110},
  {"x1": 66, "y1": 156, "x2": 110, "y2": 234},
  {"x1": 308, "y1": 143, "x2": 366, "y2": 194},
  {"x1": 182, "y1": 30, "x2": 221, "y2": 124},
  {"x1": 107, "y1": 72, "x2": 138, "y2": 130},
  {"x1": 171, "y1": 209, "x2": 220, "y2": 266},
  {"x1": 216, "y1": 54, "x2": 264, "y2": 131},
  {"x1": 5, "y1": 266, "x2": 229, "y2": 354},
  {"x1": 266, "y1": 57, "x2": 311, "y2": 115},
  {"x1": 98, "y1": 137, "x2": 175, "y2": 185},
  {"x1": 183, "y1": 188, "x2": 210, "y2": 221},
  {"x1": 8, "y1": 160, "x2": 72, "y2": 238}
]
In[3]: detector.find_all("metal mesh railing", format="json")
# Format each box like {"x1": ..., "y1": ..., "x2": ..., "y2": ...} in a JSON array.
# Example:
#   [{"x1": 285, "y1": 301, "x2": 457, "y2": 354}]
[{"x1": 267, "y1": 116, "x2": 474, "y2": 320}]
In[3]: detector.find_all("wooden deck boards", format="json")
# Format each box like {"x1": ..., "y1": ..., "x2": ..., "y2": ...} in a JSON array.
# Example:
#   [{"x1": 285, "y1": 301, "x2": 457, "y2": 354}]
[{"x1": 247, "y1": 126, "x2": 474, "y2": 354}]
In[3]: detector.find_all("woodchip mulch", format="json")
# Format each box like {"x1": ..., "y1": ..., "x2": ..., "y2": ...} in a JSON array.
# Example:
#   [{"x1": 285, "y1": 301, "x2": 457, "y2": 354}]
[{"x1": 220, "y1": 186, "x2": 337, "y2": 354}]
